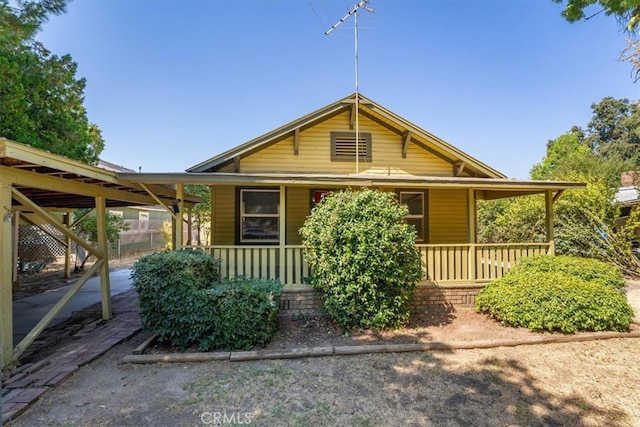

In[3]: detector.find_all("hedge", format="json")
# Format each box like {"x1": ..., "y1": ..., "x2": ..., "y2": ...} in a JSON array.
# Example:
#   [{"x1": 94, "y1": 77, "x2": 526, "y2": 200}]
[
  {"x1": 475, "y1": 255, "x2": 633, "y2": 333},
  {"x1": 131, "y1": 250, "x2": 282, "y2": 350}
]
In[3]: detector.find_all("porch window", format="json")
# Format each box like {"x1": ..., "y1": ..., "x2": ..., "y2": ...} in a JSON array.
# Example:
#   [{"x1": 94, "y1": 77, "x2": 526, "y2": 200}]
[
  {"x1": 400, "y1": 191, "x2": 424, "y2": 242},
  {"x1": 330, "y1": 132, "x2": 372, "y2": 161},
  {"x1": 240, "y1": 189, "x2": 279, "y2": 243}
]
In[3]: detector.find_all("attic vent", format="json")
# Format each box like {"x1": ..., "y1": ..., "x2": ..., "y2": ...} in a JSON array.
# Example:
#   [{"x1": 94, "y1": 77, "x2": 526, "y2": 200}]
[{"x1": 330, "y1": 132, "x2": 372, "y2": 161}]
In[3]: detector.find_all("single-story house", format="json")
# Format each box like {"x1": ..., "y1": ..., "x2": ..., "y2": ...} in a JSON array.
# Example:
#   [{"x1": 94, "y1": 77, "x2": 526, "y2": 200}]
[{"x1": 121, "y1": 93, "x2": 585, "y2": 312}]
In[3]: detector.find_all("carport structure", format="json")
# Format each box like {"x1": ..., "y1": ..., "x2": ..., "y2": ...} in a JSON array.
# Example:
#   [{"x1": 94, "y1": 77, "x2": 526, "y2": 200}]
[{"x1": 0, "y1": 138, "x2": 199, "y2": 369}]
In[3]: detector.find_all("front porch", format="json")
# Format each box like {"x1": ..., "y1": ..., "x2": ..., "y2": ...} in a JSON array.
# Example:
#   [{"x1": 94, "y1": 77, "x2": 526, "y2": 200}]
[{"x1": 186, "y1": 242, "x2": 551, "y2": 287}]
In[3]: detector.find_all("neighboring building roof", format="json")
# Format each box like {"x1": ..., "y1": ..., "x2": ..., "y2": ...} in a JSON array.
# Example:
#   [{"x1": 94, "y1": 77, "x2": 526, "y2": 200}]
[
  {"x1": 616, "y1": 186, "x2": 639, "y2": 205},
  {"x1": 98, "y1": 159, "x2": 136, "y2": 173},
  {"x1": 187, "y1": 93, "x2": 506, "y2": 178}
]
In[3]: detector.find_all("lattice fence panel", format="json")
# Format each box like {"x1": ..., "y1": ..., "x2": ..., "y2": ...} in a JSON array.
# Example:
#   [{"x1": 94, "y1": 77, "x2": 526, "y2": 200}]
[{"x1": 18, "y1": 225, "x2": 66, "y2": 272}]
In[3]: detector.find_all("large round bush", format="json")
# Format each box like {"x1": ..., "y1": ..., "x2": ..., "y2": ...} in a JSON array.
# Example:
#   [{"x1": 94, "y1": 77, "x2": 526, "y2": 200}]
[
  {"x1": 300, "y1": 188, "x2": 422, "y2": 330},
  {"x1": 475, "y1": 255, "x2": 633, "y2": 333}
]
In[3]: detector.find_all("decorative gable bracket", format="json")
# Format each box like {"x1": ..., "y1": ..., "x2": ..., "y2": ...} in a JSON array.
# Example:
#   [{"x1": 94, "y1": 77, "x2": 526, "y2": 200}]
[{"x1": 402, "y1": 131, "x2": 412, "y2": 159}]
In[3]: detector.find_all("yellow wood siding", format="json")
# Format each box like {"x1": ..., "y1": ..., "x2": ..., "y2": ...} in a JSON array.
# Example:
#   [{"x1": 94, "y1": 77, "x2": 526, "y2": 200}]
[
  {"x1": 212, "y1": 185, "x2": 235, "y2": 245},
  {"x1": 239, "y1": 112, "x2": 453, "y2": 176},
  {"x1": 429, "y1": 189, "x2": 468, "y2": 243},
  {"x1": 286, "y1": 187, "x2": 309, "y2": 245}
]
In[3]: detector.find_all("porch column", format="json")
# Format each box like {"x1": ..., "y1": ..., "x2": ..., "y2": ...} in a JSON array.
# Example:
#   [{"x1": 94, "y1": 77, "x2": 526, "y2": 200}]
[
  {"x1": 95, "y1": 196, "x2": 112, "y2": 320},
  {"x1": 467, "y1": 188, "x2": 476, "y2": 281},
  {"x1": 545, "y1": 190, "x2": 555, "y2": 255},
  {"x1": 209, "y1": 186, "x2": 215, "y2": 246},
  {"x1": 186, "y1": 208, "x2": 193, "y2": 245},
  {"x1": 279, "y1": 185, "x2": 286, "y2": 284},
  {"x1": 1, "y1": 180, "x2": 13, "y2": 368}
]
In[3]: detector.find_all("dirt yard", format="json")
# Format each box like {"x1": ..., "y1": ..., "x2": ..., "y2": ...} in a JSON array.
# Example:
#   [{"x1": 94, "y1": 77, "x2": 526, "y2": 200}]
[
  {"x1": 7, "y1": 334, "x2": 640, "y2": 426},
  {"x1": 7, "y1": 262, "x2": 640, "y2": 426}
]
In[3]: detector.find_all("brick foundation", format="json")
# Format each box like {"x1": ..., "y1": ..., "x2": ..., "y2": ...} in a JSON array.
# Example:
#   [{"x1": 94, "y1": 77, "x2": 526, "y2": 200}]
[{"x1": 279, "y1": 283, "x2": 485, "y2": 317}]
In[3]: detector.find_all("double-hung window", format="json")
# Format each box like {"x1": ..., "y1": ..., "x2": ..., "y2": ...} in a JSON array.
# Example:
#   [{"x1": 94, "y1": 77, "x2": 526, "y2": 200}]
[
  {"x1": 400, "y1": 191, "x2": 424, "y2": 242},
  {"x1": 240, "y1": 189, "x2": 279, "y2": 243}
]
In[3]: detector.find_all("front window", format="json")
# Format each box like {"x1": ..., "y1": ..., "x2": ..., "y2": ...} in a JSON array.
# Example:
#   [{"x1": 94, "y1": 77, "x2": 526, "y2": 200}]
[
  {"x1": 400, "y1": 192, "x2": 424, "y2": 242},
  {"x1": 240, "y1": 189, "x2": 279, "y2": 242}
]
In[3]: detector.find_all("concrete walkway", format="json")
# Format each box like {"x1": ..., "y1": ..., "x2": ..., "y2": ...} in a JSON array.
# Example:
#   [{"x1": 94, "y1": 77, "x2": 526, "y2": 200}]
[
  {"x1": 3, "y1": 270, "x2": 142, "y2": 424},
  {"x1": 13, "y1": 269, "x2": 134, "y2": 342}
]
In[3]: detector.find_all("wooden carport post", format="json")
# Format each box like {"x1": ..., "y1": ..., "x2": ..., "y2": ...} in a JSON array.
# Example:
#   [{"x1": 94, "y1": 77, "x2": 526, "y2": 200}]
[
  {"x1": 64, "y1": 211, "x2": 72, "y2": 279},
  {"x1": 96, "y1": 196, "x2": 112, "y2": 319},
  {"x1": 1, "y1": 180, "x2": 14, "y2": 368}
]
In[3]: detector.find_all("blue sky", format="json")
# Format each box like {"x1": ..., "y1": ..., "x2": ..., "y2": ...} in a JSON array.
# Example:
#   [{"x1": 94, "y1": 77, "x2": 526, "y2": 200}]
[{"x1": 37, "y1": 0, "x2": 638, "y2": 179}]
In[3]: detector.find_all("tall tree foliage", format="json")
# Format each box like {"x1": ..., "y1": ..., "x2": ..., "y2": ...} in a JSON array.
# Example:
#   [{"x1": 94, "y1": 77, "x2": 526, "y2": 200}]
[
  {"x1": 0, "y1": 0, "x2": 104, "y2": 164},
  {"x1": 185, "y1": 185, "x2": 211, "y2": 245},
  {"x1": 552, "y1": 0, "x2": 640, "y2": 80},
  {"x1": 479, "y1": 97, "x2": 640, "y2": 276}
]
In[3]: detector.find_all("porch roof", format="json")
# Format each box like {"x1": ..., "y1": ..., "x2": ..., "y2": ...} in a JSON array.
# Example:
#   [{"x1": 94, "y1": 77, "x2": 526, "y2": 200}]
[{"x1": 119, "y1": 171, "x2": 585, "y2": 199}]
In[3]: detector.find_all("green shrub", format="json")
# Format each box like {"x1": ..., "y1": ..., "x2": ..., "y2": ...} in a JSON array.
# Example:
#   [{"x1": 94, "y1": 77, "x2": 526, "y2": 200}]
[
  {"x1": 300, "y1": 188, "x2": 422, "y2": 330},
  {"x1": 131, "y1": 251, "x2": 282, "y2": 350},
  {"x1": 199, "y1": 278, "x2": 282, "y2": 351},
  {"x1": 475, "y1": 256, "x2": 633, "y2": 333},
  {"x1": 515, "y1": 255, "x2": 625, "y2": 290}
]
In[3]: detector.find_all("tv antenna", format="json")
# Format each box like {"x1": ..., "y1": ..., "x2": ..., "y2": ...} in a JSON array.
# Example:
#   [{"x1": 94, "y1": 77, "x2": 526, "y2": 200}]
[{"x1": 325, "y1": 0, "x2": 374, "y2": 174}]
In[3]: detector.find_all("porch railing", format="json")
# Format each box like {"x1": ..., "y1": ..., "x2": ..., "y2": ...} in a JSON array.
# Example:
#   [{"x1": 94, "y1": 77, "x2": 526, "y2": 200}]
[
  {"x1": 186, "y1": 245, "x2": 310, "y2": 286},
  {"x1": 417, "y1": 243, "x2": 551, "y2": 283},
  {"x1": 186, "y1": 242, "x2": 550, "y2": 286}
]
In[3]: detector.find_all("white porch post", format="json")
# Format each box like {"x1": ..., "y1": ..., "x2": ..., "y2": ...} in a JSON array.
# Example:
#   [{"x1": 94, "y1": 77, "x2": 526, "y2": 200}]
[
  {"x1": 545, "y1": 190, "x2": 555, "y2": 255},
  {"x1": 279, "y1": 185, "x2": 286, "y2": 284},
  {"x1": 1, "y1": 180, "x2": 14, "y2": 368},
  {"x1": 95, "y1": 196, "x2": 112, "y2": 320}
]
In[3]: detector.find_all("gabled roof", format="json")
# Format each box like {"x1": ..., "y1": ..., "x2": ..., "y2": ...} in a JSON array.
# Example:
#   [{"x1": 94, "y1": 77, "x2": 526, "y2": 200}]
[{"x1": 187, "y1": 93, "x2": 506, "y2": 179}]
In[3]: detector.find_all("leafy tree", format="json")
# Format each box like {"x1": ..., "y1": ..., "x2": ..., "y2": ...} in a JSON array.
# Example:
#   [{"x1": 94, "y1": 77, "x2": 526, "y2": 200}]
[
  {"x1": 0, "y1": 0, "x2": 66, "y2": 45},
  {"x1": 185, "y1": 185, "x2": 211, "y2": 245},
  {"x1": 585, "y1": 97, "x2": 640, "y2": 166},
  {"x1": 72, "y1": 209, "x2": 129, "y2": 271},
  {"x1": 552, "y1": 0, "x2": 640, "y2": 31},
  {"x1": 300, "y1": 189, "x2": 422, "y2": 330},
  {"x1": 0, "y1": 0, "x2": 104, "y2": 164},
  {"x1": 530, "y1": 126, "x2": 630, "y2": 189},
  {"x1": 552, "y1": 1, "x2": 640, "y2": 79}
]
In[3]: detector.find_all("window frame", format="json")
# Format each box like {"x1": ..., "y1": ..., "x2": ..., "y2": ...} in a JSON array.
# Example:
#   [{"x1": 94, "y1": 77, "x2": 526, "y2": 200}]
[
  {"x1": 238, "y1": 188, "x2": 280, "y2": 244},
  {"x1": 399, "y1": 190, "x2": 426, "y2": 243},
  {"x1": 330, "y1": 132, "x2": 372, "y2": 161}
]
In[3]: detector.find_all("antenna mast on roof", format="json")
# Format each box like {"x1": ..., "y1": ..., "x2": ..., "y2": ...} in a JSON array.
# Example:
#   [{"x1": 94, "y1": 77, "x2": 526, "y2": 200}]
[{"x1": 325, "y1": 0, "x2": 373, "y2": 174}]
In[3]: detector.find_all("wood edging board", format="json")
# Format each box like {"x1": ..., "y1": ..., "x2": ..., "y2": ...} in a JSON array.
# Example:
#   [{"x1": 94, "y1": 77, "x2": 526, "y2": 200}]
[{"x1": 121, "y1": 330, "x2": 640, "y2": 364}]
